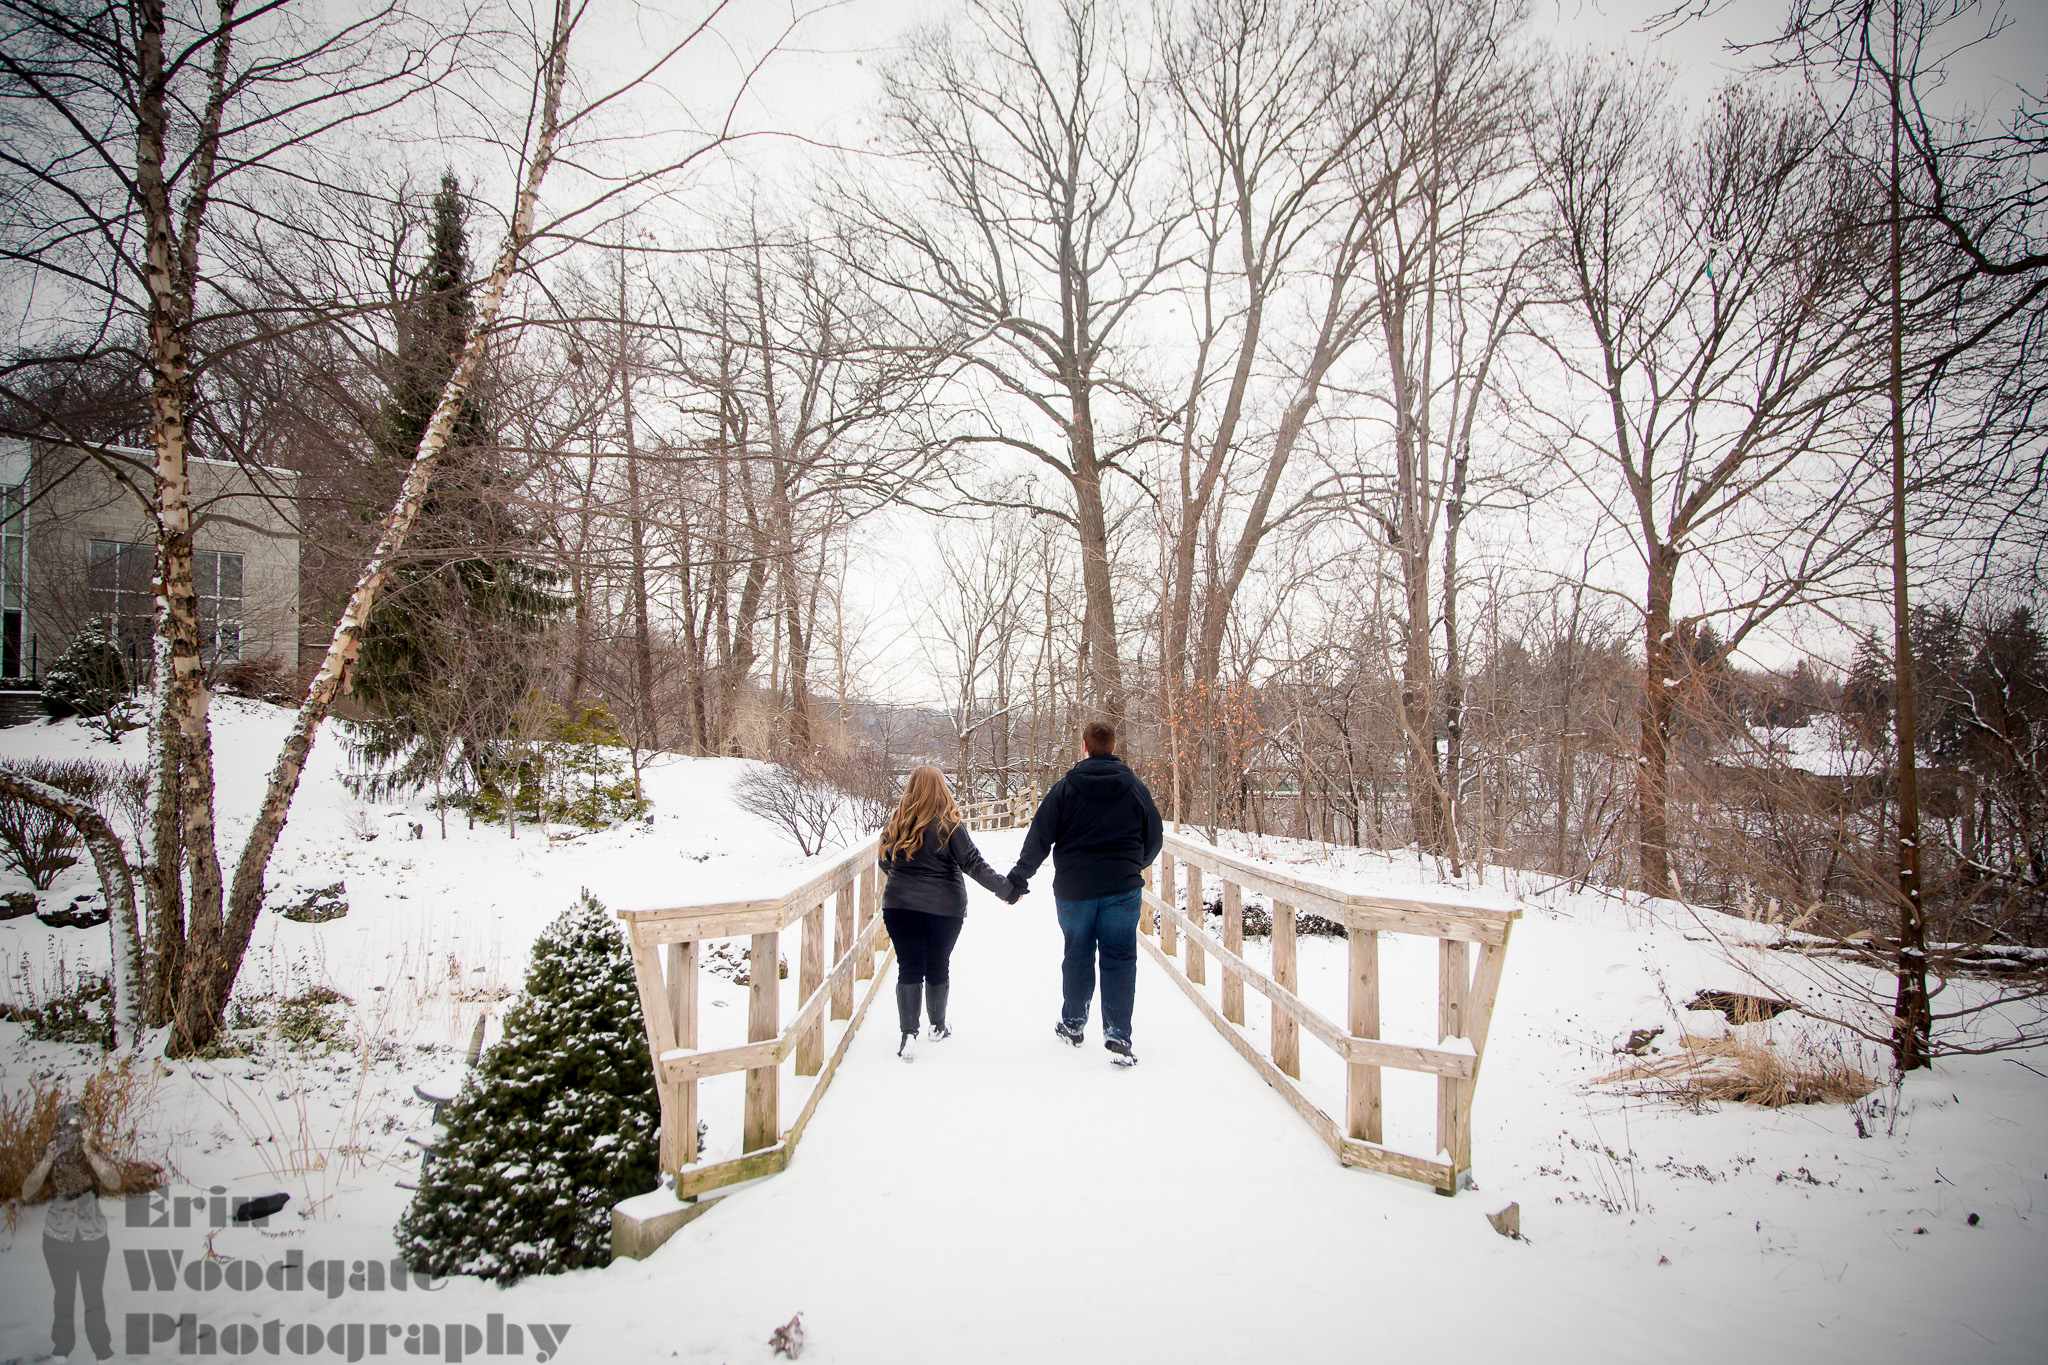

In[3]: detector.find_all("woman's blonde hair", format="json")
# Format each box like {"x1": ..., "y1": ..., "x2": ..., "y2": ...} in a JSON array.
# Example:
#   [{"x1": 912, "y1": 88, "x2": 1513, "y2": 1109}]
[{"x1": 880, "y1": 765, "x2": 960, "y2": 860}]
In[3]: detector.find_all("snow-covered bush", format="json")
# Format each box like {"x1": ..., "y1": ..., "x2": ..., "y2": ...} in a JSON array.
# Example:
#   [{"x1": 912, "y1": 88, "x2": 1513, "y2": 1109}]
[
  {"x1": 0, "y1": 758, "x2": 121, "y2": 888},
  {"x1": 393, "y1": 889, "x2": 659, "y2": 1282},
  {"x1": 466, "y1": 704, "x2": 650, "y2": 831},
  {"x1": 41, "y1": 623, "x2": 138, "y2": 739}
]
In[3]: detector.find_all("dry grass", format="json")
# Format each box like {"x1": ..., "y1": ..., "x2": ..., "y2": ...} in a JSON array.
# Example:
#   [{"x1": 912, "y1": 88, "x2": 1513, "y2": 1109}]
[
  {"x1": 1, "y1": 1059, "x2": 169, "y2": 1212},
  {"x1": 1595, "y1": 1028, "x2": 1879, "y2": 1110}
]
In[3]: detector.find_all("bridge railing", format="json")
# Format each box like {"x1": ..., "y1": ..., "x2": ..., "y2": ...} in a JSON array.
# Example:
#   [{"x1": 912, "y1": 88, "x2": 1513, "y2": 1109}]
[
  {"x1": 960, "y1": 787, "x2": 1039, "y2": 831},
  {"x1": 1142, "y1": 832, "x2": 1520, "y2": 1195},
  {"x1": 615, "y1": 833, "x2": 891, "y2": 1209}
]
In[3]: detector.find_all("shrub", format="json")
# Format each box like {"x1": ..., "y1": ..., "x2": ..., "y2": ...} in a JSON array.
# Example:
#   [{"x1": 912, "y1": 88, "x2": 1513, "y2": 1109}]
[
  {"x1": 0, "y1": 1060, "x2": 167, "y2": 1207},
  {"x1": 1, "y1": 760, "x2": 90, "y2": 889},
  {"x1": 393, "y1": 890, "x2": 659, "y2": 1282},
  {"x1": 213, "y1": 652, "x2": 295, "y2": 703},
  {"x1": 1594, "y1": 1027, "x2": 1879, "y2": 1110},
  {"x1": 1, "y1": 953, "x2": 114, "y2": 1048},
  {"x1": 733, "y1": 762, "x2": 838, "y2": 855},
  {"x1": 466, "y1": 704, "x2": 651, "y2": 831},
  {"x1": 273, "y1": 986, "x2": 351, "y2": 1052},
  {"x1": 42, "y1": 622, "x2": 133, "y2": 731}
]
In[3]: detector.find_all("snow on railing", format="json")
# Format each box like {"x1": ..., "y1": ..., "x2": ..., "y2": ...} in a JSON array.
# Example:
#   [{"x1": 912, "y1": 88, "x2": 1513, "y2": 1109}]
[{"x1": 1146, "y1": 831, "x2": 1521, "y2": 1195}]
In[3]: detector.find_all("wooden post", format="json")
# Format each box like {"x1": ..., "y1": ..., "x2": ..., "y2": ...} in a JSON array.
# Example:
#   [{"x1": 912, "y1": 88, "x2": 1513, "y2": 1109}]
[
  {"x1": 744, "y1": 930, "x2": 780, "y2": 1151},
  {"x1": 855, "y1": 861, "x2": 874, "y2": 982},
  {"x1": 1436, "y1": 938, "x2": 1469, "y2": 1178},
  {"x1": 1158, "y1": 852, "x2": 1177, "y2": 954},
  {"x1": 797, "y1": 902, "x2": 825, "y2": 1075},
  {"x1": 1222, "y1": 879, "x2": 1244, "y2": 1025},
  {"x1": 1444, "y1": 934, "x2": 1508, "y2": 1190},
  {"x1": 626, "y1": 931, "x2": 689, "y2": 1178},
  {"x1": 665, "y1": 939, "x2": 698, "y2": 1167},
  {"x1": 1346, "y1": 926, "x2": 1381, "y2": 1144},
  {"x1": 1271, "y1": 900, "x2": 1298, "y2": 1078},
  {"x1": 1140, "y1": 865, "x2": 1155, "y2": 937},
  {"x1": 832, "y1": 883, "x2": 855, "y2": 1020},
  {"x1": 869, "y1": 861, "x2": 891, "y2": 960},
  {"x1": 1185, "y1": 862, "x2": 1206, "y2": 985}
]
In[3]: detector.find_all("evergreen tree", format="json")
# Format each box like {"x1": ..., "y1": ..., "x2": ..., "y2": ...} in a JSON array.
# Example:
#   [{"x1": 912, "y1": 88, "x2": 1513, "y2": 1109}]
[
  {"x1": 42, "y1": 621, "x2": 128, "y2": 718},
  {"x1": 395, "y1": 890, "x2": 659, "y2": 1282},
  {"x1": 351, "y1": 171, "x2": 568, "y2": 799}
]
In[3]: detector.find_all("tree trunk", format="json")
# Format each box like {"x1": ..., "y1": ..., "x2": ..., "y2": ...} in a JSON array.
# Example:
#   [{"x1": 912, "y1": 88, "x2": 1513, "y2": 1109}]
[
  {"x1": 134, "y1": 0, "x2": 235, "y2": 1034},
  {"x1": 1639, "y1": 545, "x2": 1680, "y2": 899},
  {"x1": 1068, "y1": 386, "x2": 1122, "y2": 730},
  {"x1": 619, "y1": 240, "x2": 655, "y2": 747},
  {"x1": 1887, "y1": 47, "x2": 1928, "y2": 1069},
  {"x1": 174, "y1": 0, "x2": 577, "y2": 1055},
  {"x1": 0, "y1": 772, "x2": 145, "y2": 1049}
]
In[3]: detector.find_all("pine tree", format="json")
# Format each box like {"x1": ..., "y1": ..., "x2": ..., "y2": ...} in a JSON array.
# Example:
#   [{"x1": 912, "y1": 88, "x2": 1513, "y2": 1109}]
[
  {"x1": 394, "y1": 890, "x2": 659, "y2": 1282},
  {"x1": 351, "y1": 171, "x2": 568, "y2": 800}
]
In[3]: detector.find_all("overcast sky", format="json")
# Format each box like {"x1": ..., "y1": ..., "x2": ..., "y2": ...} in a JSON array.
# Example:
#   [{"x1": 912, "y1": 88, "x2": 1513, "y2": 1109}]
[{"x1": 574, "y1": 0, "x2": 2046, "y2": 704}]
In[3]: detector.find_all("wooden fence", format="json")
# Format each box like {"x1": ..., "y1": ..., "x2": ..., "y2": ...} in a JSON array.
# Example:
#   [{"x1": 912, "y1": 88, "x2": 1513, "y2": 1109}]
[
  {"x1": 960, "y1": 788, "x2": 1039, "y2": 831},
  {"x1": 1141, "y1": 832, "x2": 1519, "y2": 1194},
  {"x1": 615, "y1": 833, "x2": 893, "y2": 1206}
]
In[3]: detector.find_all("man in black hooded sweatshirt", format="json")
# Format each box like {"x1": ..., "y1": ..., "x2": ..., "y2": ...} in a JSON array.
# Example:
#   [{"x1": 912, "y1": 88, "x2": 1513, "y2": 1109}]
[{"x1": 1007, "y1": 720, "x2": 1163, "y2": 1065}]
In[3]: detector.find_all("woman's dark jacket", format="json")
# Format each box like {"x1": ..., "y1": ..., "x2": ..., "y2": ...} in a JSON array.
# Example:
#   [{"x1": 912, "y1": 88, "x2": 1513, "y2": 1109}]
[{"x1": 879, "y1": 820, "x2": 1014, "y2": 917}]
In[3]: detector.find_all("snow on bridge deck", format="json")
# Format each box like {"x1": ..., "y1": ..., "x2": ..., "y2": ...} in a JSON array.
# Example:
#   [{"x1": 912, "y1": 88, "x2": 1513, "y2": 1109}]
[{"x1": 583, "y1": 829, "x2": 1666, "y2": 1362}]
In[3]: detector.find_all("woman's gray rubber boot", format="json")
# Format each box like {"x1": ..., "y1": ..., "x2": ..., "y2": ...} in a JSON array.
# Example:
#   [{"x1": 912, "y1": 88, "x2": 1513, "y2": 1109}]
[
  {"x1": 925, "y1": 982, "x2": 951, "y2": 1039},
  {"x1": 895, "y1": 981, "x2": 923, "y2": 1038}
]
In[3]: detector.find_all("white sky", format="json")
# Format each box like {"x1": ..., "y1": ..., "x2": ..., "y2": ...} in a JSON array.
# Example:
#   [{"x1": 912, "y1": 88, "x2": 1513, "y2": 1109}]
[{"x1": 569, "y1": 0, "x2": 2046, "y2": 704}]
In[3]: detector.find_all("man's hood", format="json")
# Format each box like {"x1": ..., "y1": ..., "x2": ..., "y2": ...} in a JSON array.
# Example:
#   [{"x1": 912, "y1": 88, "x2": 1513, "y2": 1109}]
[{"x1": 1066, "y1": 754, "x2": 1134, "y2": 801}]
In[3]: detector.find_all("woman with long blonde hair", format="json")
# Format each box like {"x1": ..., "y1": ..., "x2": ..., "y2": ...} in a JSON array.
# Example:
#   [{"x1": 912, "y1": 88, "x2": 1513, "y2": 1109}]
[{"x1": 877, "y1": 765, "x2": 1019, "y2": 1058}]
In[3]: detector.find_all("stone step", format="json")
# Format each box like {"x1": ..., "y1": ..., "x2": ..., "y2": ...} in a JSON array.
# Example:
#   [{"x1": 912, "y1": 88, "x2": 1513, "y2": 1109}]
[{"x1": 0, "y1": 691, "x2": 46, "y2": 728}]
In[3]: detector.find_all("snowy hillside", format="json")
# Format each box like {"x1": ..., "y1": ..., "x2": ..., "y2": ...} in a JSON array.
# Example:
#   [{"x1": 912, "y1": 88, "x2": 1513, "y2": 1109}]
[{"x1": 1, "y1": 703, "x2": 2044, "y2": 1364}]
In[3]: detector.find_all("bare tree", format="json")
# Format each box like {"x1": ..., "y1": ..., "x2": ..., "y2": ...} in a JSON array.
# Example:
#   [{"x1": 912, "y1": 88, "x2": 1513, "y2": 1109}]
[
  {"x1": 1535, "y1": 61, "x2": 1884, "y2": 901},
  {"x1": 842, "y1": 0, "x2": 1181, "y2": 731}
]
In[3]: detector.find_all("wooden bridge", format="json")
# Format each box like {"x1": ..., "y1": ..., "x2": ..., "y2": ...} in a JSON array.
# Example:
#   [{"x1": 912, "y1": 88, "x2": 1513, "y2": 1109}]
[{"x1": 609, "y1": 794, "x2": 1519, "y2": 1257}]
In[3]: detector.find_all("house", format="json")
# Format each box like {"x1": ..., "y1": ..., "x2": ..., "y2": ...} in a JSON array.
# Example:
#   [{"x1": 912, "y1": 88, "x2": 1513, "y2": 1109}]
[{"x1": 0, "y1": 439, "x2": 299, "y2": 683}]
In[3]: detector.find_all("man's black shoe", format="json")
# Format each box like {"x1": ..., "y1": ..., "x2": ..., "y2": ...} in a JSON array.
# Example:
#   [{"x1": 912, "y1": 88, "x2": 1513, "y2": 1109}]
[
  {"x1": 1054, "y1": 1019, "x2": 1084, "y2": 1047},
  {"x1": 1105, "y1": 1035, "x2": 1137, "y2": 1067}
]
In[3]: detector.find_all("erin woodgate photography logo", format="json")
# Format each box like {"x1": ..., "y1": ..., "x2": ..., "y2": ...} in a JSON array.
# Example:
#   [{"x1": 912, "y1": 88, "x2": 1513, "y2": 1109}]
[{"x1": 111, "y1": 1192, "x2": 574, "y2": 1362}]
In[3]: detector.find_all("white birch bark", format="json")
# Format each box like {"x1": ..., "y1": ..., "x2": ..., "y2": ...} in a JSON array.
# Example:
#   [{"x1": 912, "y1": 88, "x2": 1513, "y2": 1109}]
[
  {"x1": 0, "y1": 772, "x2": 145, "y2": 1050},
  {"x1": 172, "y1": 0, "x2": 579, "y2": 1052}
]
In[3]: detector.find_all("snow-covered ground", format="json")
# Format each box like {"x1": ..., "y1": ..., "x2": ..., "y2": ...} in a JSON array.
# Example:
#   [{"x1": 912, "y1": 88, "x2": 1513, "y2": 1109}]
[{"x1": 1, "y1": 703, "x2": 2043, "y2": 1363}]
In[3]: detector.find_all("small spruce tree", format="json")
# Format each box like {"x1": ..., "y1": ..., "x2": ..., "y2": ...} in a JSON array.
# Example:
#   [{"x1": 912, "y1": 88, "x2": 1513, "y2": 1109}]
[
  {"x1": 43, "y1": 622, "x2": 135, "y2": 738},
  {"x1": 394, "y1": 890, "x2": 659, "y2": 1282}
]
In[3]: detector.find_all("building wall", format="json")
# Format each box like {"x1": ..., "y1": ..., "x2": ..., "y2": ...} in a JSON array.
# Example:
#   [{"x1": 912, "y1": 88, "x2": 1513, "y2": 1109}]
[{"x1": 11, "y1": 440, "x2": 299, "y2": 678}]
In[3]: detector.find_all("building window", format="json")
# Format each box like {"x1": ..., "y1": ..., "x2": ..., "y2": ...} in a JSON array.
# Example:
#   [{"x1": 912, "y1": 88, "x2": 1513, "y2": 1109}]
[
  {"x1": 1, "y1": 479, "x2": 24, "y2": 679},
  {"x1": 88, "y1": 541, "x2": 243, "y2": 666}
]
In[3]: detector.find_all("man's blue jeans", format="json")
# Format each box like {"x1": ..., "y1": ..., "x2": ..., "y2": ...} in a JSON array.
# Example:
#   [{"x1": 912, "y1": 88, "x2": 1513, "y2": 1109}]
[{"x1": 1056, "y1": 889, "x2": 1141, "y2": 1041}]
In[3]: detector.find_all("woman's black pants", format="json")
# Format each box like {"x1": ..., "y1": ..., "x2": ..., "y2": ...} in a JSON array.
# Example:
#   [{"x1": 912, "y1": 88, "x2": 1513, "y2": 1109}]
[{"x1": 884, "y1": 909, "x2": 963, "y2": 1034}]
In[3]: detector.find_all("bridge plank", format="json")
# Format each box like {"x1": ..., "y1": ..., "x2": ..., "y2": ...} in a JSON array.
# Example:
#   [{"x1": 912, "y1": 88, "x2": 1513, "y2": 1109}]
[
  {"x1": 671, "y1": 1144, "x2": 789, "y2": 1200},
  {"x1": 1160, "y1": 833, "x2": 1518, "y2": 944},
  {"x1": 1222, "y1": 878, "x2": 1244, "y2": 1025},
  {"x1": 785, "y1": 946, "x2": 895, "y2": 1151}
]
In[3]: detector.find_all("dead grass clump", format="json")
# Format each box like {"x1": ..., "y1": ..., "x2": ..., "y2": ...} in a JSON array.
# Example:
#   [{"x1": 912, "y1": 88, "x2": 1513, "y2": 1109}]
[
  {"x1": 1595, "y1": 1029, "x2": 1879, "y2": 1109},
  {"x1": 1, "y1": 1059, "x2": 169, "y2": 1206}
]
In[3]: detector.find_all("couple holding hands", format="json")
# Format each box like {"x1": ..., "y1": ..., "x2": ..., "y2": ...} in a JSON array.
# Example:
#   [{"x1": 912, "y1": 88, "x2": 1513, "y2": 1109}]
[{"x1": 876, "y1": 721, "x2": 1164, "y2": 1066}]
